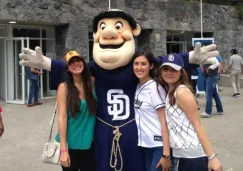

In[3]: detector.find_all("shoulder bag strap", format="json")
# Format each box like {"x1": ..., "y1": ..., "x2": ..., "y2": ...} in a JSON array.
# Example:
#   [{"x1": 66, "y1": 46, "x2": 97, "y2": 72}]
[
  {"x1": 47, "y1": 82, "x2": 68, "y2": 142},
  {"x1": 48, "y1": 102, "x2": 57, "y2": 142}
]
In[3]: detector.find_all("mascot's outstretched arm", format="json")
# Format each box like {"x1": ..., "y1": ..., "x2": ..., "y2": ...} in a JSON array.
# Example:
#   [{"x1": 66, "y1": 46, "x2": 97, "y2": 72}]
[
  {"x1": 19, "y1": 46, "x2": 52, "y2": 71},
  {"x1": 189, "y1": 42, "x2": 219, "y2": 64},
  {"x1": 156, "y1": 42, "x2": 218, "y2": 72},
  {"x1": 19, "y1": 43, "x2": 218, "y2": 89},
  {"x1": 19, "y1": 42, "x2": 218, "y2": 71},
  {"x1": 19, "y1": 46, "x2": 65, "y2": 90}
]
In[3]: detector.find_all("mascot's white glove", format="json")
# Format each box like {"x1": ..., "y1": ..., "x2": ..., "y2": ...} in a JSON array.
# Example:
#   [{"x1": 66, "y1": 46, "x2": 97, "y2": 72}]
[
  {"x1": 19, "y1": 46, "x2": 51, "y2": 71},
  {"x1": 189, "y1": 42, "x2": 219, "y2": 64}
]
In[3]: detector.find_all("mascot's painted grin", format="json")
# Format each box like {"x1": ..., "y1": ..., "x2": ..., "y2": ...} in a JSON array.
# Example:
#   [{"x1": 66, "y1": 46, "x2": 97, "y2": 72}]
[
  {"x1": 93, "y1": 17, "x2": 141, "y2": 69},
  {"x1": 99, "y1": 43, "x2": 124, "y2": 49}
]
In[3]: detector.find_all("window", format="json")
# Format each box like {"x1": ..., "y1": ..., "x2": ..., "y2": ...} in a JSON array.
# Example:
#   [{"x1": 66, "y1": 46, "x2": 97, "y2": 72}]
[
  {"x1": 13, "y1": 28, "x2": 40, "y2": 38},
  {"x1": 42, "y1": 27, "x2": 55, "y2": 38},
  {"x1": 166, "y1": 31, "x2": 214, "y2": 53},
  {"x1": 167, "y1": 32, "x2": 186, "y2": 42}
]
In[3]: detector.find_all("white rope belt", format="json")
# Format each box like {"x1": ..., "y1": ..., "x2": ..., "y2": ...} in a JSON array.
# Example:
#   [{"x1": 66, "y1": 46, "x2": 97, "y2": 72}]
[{"x1": 96, "y1": 117, "x2": 135, "y2": 171}]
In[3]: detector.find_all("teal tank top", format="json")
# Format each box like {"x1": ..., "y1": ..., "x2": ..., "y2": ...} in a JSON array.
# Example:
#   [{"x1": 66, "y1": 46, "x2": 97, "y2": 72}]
[{"x1": 55, "y1": 100, "x2": 96, "y2": 150}]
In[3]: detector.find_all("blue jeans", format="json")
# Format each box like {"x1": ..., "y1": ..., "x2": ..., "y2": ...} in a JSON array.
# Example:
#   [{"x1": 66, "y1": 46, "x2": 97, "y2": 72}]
[
  {"x1": 178, "y1": 156, "x2": 208, "y2": 171},
  {"x1": 171, "y1": 157, "x2": 178, "y2": 171},
  {"x1": 141, "y1": 147, "x2": 177, "y2": 171},
  {"x1": 28, "y1": 79, "x2": 39, "y2": 104},
  {"x1": 205, "y1": 76, "x2": 223, "y2": 114}
]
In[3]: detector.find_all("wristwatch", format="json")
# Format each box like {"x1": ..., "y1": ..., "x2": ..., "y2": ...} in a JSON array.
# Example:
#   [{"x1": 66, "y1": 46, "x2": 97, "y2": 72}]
[{"x1": 162, "y1": 154, "x2": 171, "y2": 160}]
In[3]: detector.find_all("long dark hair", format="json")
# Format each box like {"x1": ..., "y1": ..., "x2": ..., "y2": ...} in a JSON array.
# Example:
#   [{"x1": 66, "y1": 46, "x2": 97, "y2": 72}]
[
  {"x1": 65, "y1": 58, "x2": 96, "y2": 117},
  {"x1": 132, "y1": 48, "x2": 165, "y2": 99},
  {"x1": 132, "y1": 48, "x2": 159, "y2": 78},
  {"x1": 157, "y1": 68, "x2": 194, "y2": 106}
]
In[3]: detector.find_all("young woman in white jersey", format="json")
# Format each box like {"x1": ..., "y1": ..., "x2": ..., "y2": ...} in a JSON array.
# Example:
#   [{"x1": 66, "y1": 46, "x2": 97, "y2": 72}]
[
  {"x1": 132, "y1": 49, "x2": 174, "y2": 171},
  {"x1": 158, "y1": 54, "x2": 222, "y2": 171}
]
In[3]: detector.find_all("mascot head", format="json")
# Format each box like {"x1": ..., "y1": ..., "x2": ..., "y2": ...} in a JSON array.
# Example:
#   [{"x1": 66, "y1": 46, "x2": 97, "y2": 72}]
[{"x1": 92, "y1": 9, "x2": 141, "y2": 70}]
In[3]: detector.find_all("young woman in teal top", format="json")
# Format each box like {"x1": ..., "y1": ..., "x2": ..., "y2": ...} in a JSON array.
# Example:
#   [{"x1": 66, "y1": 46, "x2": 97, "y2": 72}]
[{"x1": 56, "y1": 51, "x2": 97, "y2": 171}]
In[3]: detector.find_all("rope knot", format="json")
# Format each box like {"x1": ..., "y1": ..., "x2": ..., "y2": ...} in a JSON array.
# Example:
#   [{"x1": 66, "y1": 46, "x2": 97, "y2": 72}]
[
  {"x1": 96, "y1": 117, "x2": 135, "y2": 171},
  {"x1": 113, "y1": 126, "x2": 122, "y2": 141}
]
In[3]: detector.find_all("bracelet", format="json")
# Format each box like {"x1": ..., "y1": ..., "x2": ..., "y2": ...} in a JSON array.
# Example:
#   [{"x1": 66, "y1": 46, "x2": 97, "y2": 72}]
[
  {"x1": 208, "y1": 153, "x2": 217, "y2": 160},
  {"x1": 162, "y1": 154, "x2": 171, "y2": 161},
  {"x1": 60, "y1": 149, "x2": 68, "y2": 154}
]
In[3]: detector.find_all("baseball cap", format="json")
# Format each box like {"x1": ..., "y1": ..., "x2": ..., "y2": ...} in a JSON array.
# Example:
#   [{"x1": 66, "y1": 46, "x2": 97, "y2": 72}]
[
  {"x1": 65, "y1": 51, "x2": 83, "y2": 65},
  {"x1": 230, "y1": 48, "x2": 238, "y2": 54},
  {"x1": 160, "y1": 54, "x2": 184, "y2": 71}
]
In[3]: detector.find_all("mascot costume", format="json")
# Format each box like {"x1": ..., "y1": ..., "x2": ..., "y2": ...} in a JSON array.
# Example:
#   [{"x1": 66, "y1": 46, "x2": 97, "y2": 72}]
[{"x1": 19, "y1": 9, "x2": 218, "y2": 171}]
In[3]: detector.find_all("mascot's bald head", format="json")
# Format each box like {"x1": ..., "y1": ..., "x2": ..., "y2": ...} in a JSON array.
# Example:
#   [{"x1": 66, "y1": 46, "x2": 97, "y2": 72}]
[{"x1": 92, "y1": 9, "x2": 141, "y2": 70}]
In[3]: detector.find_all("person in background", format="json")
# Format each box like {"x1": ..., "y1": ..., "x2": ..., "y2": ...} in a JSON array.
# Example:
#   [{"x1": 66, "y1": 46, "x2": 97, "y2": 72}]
[
  {"x1": 25, "y1": 67, "x2": 43, "y2": 107},
  {"x1": 158, "y1": 54, "x2": 223, "y2": 171},
  {"x1": 0, "y1": 106, "x2": 4, "y2": 137},
  {"x1": 190, "y1": 64, "x2": 199, "y2": 94},
  {"x1": 199, "y1": 60, "x2": 223, "y2": 118},
  {"x1": 216, "y1": 55, "x2": 223, "y2": 92},
  {"x1": 55, "y1": 51, "x2": 97, "y2": 171},
  {"x1": 132, "y1": 49, "x2": 172, "y2": 171},
  {"x1": 188, "y1": 46, "x2": 199, "y2": 94},
  {"x1": 199, "y1": 64, "x2": 207, "y2": 92},
  {"x1": 224, "y1": 48, "x2": 243, "y2": 98}
]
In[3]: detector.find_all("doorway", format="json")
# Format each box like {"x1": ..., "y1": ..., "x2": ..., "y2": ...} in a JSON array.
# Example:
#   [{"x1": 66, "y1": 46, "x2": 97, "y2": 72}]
[
  {"x1": 5, "y1": 38, "x2": 26, "y2": 104},
  {"x1": 3, "y1": 26, "x2": 56, "y2": 104},
  {"x1": 12, "y1": 27, "x2": 56, "y2": 101}
]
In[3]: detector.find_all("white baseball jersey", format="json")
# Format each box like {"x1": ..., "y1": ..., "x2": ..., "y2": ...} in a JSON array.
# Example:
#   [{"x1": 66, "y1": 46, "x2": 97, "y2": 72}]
[
  {"x1": 166, "y1": 85, "x2": 206, "y2": 158},
  {"x1": 134, "y1": 79, "x2": 166, "y2": 147}
]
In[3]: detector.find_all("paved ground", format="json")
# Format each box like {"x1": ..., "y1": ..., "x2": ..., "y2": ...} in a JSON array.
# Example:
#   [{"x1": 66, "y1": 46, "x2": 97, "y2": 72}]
[{"x1": 0, "y1": 87, "x2": 242, "y2": 171}]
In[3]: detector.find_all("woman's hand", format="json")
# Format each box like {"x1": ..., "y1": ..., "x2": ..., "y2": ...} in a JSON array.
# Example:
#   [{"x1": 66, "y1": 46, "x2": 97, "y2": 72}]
[
  {"x1": 208, "y1": 157, "x2": 223, "y2": 171},
  {"x1": 156, "y1": 157, "x2": 171, "y2": 171},
  {"x1": 60, "y1": 152, "x2": 71, "y2": 168}
]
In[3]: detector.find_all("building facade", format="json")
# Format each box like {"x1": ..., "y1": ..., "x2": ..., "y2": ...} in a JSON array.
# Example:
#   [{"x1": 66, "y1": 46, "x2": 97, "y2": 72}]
[{"x1": 0, "y1": 0, "x2": 243, "y2": 103}]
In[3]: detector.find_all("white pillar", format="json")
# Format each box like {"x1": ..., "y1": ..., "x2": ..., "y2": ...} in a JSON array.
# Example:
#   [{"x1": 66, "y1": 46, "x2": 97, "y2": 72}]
[
  {"x1": 108, "y1": 0, "x2": 111, "y2": 10},
  {"x1": 200, "y1": 0, "x2": 203, "y2": 38}
]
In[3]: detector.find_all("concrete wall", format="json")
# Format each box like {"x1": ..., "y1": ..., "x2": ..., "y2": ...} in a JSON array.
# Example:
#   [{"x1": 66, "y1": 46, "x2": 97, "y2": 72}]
[
  {"x1": 124, "y1": 0, "x2": 243, "y2": 58},
  {"x1": 0, "y1": 0, "x2": 243, "y2": 61}
]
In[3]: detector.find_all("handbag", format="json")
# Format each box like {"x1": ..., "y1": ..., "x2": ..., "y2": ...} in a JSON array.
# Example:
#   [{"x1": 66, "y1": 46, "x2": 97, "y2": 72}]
[{"x1": 41, "y1": 102, "x2": 61, "y2": 165}]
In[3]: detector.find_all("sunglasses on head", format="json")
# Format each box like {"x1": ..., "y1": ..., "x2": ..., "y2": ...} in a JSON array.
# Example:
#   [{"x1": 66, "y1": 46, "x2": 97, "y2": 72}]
[{"x1": 68, "y1": 57, "x2": 83, "y2": 65}]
